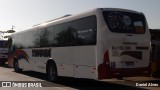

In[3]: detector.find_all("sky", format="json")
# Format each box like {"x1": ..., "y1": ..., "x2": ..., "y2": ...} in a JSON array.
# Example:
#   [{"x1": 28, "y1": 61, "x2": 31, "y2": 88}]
[{"x1": 0, "y1": 0, "x2": 159, "y2": 32}]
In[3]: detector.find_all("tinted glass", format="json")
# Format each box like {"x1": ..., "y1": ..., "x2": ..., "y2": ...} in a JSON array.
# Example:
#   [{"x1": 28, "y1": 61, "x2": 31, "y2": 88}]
[
  {"x1": 38, "y1": 27, "x2": 54, "y2": 47},
  {"x1": 54, "y1": 15, "x2": 97, "y2": 47},
  {"x1": 71, "y1": 16, "x2": 97, "y2": 45},
  {"x1": 14, "y1": 30, "x2": 39, "y2": 49},
  {"x1": 54, "y1": 22, "x2": 73, "y2": 46},
  {"x1": 103, "y1": 11, "x2": 146, "y2": 34}
]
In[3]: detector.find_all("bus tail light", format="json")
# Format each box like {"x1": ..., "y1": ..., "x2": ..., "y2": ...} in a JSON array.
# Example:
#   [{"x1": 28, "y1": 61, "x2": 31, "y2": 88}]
[
  {"x1": 103, "y1": 50, "x2": 109, "y2": 65},
  {"x1": 98, "y1": 50, "x2": 110, "y2": 79}
]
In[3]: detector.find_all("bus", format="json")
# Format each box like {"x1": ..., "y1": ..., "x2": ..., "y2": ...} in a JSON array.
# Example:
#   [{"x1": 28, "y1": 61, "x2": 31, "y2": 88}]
[
  {"x1": 150, "y1": 29, "x2": 160, "y2": 77},
  {"x1": 0, "y1": 40, "x2": 8, "y2": 64},
  {"x1": 8, "y1": 8, "x2": 151, "y2": 81}
]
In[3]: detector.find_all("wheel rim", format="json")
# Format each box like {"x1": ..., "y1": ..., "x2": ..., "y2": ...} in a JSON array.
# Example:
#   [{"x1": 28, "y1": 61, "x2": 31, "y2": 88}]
[
  {"x1": 49, "y1": 65, "x2": 56, "y2": 80},
  {"x1": 14, "y1": 61, "x2": 19, "y2": 71}
]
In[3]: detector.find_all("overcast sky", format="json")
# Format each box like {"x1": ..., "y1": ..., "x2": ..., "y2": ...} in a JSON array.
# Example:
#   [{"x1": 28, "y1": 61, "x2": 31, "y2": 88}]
[{"x1": 0, "y1": 0, "x2": 159, "y2": 31}]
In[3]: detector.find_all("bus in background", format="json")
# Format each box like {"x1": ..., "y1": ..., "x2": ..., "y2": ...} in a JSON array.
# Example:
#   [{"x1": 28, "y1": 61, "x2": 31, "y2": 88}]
[
  {"x1": 0, "y1": 40, "x2": 8, "y2": 64},
  {"x1": 150, "y1": 29, "x2": 160, "y2": 77},
  {"x1": 2, "y1": 29, "x2": 16, "y2": 40},
  {"x1": 8, "y1": 8, "x2": 151, "y2": 81}
]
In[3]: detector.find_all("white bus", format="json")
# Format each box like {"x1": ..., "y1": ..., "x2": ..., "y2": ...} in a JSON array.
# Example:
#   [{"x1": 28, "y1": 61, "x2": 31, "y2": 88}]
[{"x1": 8, "y1": 8, "x2": 151, "y2": 81}]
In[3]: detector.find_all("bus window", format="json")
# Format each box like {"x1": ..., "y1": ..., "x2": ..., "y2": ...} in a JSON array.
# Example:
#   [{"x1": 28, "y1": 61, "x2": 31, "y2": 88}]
[
  {"x1": 103, "y1": 11, "x2": 146, "y2": 34},
  {"x1": 54, "y1": 22, "x2": 72, "y2": 46},
  {"x1": 71, "y1": 15, "x2": 97, "y2": 45},
  {"x1": 38, "y1": 27, "x2": 54, "y2": 47}
]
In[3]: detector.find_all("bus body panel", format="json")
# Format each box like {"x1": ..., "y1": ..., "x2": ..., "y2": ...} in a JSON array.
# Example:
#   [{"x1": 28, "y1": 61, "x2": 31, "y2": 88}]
[
  {"x1": 16, "y1": 46, "x2": 97, "y2": 79},
  {"x1": 96, "y1": 9, "x2": 151, "y2": 79}
]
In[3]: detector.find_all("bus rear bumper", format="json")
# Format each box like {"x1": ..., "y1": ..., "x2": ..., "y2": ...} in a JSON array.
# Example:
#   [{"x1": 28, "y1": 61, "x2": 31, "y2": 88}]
[
  {"x1": 110, "y1": 68, "x2": 151, "y2": 78},
  {"x1": 98, "y1": 64, "x2": 151, "y2": 79}
]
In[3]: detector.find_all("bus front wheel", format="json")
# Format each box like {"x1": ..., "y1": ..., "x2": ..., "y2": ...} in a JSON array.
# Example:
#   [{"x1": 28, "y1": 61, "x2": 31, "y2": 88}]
[
  {"x1": 13, "y1": 59, "x2": 22, "y2": 73},
  {"x1": 47, "y1": 63, "x2": 58, "y2": 82}
]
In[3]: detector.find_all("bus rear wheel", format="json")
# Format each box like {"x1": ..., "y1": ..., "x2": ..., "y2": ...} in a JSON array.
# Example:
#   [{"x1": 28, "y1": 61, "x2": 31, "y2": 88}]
[
  {"x1": 47, "y1": 63, "x2": 58, "y2": 82},
  {"x1": 13, "y1": 59, "x2": 22, "y2": 73},
  {"x1": 117, "y1": 75, "x2": 123, "y2": 80}
]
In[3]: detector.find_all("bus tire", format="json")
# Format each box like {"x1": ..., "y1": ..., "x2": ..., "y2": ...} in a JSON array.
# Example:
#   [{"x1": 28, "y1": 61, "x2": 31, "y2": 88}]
[
  {"x1": 117, "y1": 75, "x2": 123, "y2": 80},
  {"x1": 46, "y1": 62, "x2": 58, "y2": 82},
  {"x1": 13, "y1": 59, "x2": 22, "y2": 73}
]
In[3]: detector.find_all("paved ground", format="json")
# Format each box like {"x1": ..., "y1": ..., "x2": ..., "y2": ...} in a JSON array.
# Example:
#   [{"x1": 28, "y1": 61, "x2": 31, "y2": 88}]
[{"x1": 0, "y1": 64, "x2": 160, "y2": 90}]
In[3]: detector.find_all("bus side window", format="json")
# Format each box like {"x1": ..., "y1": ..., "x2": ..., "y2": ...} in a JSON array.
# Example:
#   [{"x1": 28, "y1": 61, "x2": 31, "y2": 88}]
[
  {"x1": 71, "y1": 15, "x2": 97, "y2": 45},
  {"x1": 38, "y1": 27, "x2": 54, "y2": 47},
  {"x1": 54, "y1": 22, "x2": 73, "y2": 47}
]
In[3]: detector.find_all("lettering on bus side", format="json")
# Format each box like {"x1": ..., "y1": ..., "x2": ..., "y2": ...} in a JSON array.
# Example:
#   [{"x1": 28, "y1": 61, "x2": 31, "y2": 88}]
[
  {"x1": 112, "y1": 46, "x2": 131, "y2": 50},
  {"x1": 32, "y1": 49, "x2": 51, "y2": 57}
]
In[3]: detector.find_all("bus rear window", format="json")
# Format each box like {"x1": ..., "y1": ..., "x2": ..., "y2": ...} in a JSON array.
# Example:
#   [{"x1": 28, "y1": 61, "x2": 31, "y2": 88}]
[{"x1": 103, "y1": 11, "x2": 146, "y2": 34}]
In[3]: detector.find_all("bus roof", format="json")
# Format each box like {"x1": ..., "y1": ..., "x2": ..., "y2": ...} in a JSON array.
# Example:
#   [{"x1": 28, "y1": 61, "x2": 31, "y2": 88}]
[{"x1": 10, "y1": 8, "x2": 143, "y2": 37}]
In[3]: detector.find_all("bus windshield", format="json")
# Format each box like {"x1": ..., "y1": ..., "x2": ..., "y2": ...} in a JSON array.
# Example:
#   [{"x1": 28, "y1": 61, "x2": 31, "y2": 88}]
[
  {"x1": 0, "y1": 41, "x2": 7, "y2": 48},
  {"x1": 103, "y1": 11, "x2": 146, "y2": 34}
]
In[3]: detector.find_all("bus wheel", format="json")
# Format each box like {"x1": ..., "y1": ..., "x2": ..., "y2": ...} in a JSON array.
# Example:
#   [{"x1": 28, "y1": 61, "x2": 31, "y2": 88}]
[
  {"x1": 47, "y1": 63, "x2": 58, "y2": 82},
  {"x1": 13, "y1": 59, "x2": 22, "y2": 73}
]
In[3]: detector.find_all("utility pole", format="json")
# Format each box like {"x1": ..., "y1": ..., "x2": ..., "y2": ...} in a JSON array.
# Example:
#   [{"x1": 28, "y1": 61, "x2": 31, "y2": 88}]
[{"x1": 12, "y1": 25, "x2": 15, "y2": 30}]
